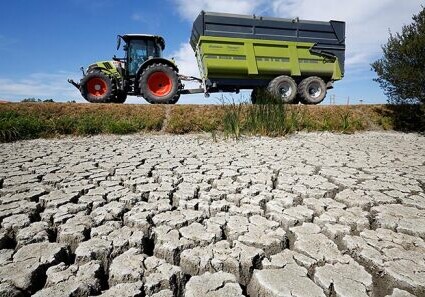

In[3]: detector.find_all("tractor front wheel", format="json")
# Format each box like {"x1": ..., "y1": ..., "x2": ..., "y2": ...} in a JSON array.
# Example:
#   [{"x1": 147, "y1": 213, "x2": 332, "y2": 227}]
[
  {"x1": 80, "y1": 71, "x2": 115, "y2": 103},
  {"x1": 139, "y1": 64, "x2": 180, "y2": 104}
]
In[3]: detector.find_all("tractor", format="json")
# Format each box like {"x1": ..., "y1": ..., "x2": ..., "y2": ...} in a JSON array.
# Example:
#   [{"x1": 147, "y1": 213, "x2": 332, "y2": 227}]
[{"x1": 68, "y1": 34, "x2": 184, "y2": 104}]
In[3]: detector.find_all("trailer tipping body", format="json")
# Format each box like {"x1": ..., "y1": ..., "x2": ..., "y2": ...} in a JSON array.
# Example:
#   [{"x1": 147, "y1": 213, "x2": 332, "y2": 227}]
[{"x1": 190, "y1": 11, "x2": 346, "y2": 93}]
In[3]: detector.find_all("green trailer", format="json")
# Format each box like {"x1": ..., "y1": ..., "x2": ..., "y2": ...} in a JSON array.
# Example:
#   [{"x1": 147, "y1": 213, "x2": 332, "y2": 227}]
[{"x1": 191, "y1": 12, "x2": 346, "y2": 104}]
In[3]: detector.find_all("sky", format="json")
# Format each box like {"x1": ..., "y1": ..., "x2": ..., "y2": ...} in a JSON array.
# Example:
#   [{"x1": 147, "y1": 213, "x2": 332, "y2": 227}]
[{"x1": 0, "y1": 0, "x2": 422, "y2": 105}]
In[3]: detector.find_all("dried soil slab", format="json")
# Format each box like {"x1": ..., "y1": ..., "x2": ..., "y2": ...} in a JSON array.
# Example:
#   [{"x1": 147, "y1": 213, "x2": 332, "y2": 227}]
[
  {"x1": 371, "y1": 204, "x2": 425, "y2": 239},
  {"x1": 248, "y1": 267, "x2": 325, "y2": 297},
  {"x1": 343, "y1": 228, "x2": 425, "y2": 296},
  {"x1": 184, "y1": 271, "x2": 244, "y2": 297},
  {"x1": 0, "y1": 242, "x2": 69, "y2": 293},
  {"x1": 180, "y1": 240, "x2": 264, "y2": 286}
]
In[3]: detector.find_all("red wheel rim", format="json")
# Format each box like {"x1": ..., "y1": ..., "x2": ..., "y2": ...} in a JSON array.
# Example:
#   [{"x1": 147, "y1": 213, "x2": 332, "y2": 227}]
[
  {"x1": 86, "y1": 78, "x2": 108, "y2": 97},
  {"x1": 147, "y1": 72, "x2": 172, "y2": 97}
]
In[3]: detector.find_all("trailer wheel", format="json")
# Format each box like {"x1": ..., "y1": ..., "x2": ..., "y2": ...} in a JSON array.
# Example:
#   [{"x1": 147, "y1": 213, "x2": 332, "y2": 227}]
[
  {"x1": 267, "y1": 75, "x2": 297, "y2": 104},
  {"x1": 139, "y1": 63, "x2": 180, "y2": 104},
  {"x1": 80, "y1": 71, "x2": 115, "y2": 103},
  {"x1": 298, "y1": 77, "x2": 327, "y2": 105}
]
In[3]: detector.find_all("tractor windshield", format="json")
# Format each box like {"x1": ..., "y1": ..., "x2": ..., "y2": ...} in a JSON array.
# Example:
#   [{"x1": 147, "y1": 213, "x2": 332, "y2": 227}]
[{"x1": 128, "y1": 39, "x2": 162, "y2": 76}]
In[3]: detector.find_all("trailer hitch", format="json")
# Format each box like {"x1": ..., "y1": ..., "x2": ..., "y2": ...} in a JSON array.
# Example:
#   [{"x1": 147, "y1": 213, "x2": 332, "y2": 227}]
[{"x1": 67, "y1": 79, "x2": 80, "y2": 89}]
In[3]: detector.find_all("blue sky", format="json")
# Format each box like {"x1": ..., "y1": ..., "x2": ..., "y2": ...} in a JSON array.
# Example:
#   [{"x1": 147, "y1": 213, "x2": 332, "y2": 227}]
[{"x1": 0, "y1": 0, "x2": 422, "y2": 104}]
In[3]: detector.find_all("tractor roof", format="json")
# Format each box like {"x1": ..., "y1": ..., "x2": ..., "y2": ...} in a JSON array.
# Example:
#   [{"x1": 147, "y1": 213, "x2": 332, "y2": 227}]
[{"x1": 120, "y1": 34, "x2": 165, "y2": 50}]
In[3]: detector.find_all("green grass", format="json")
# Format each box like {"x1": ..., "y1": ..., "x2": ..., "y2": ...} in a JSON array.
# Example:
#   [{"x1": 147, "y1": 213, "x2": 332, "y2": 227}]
[
  {"x1": 0, "y1": 103, "x2": 165, "y2": 142},
  {"x1": 222, "y1": 98, "x2": 244, "y2": 139},
  {"x1": 220, "y1": 97, "x2": 373, "y2": 138},
  {"x1": 165, "y1": 105, "x2": 223, "y2": 134},
  {"x1": 0, "y1": 102, "x2": 423, "y2": 142},
  {"x1": 245, "y1": 100, "x2": 287, "y2": 137}
]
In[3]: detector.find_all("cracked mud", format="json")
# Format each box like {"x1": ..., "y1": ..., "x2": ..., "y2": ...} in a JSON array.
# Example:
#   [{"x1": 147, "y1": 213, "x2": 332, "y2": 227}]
[{"x1": 0, "y1": 131, "x2": 424, "y2": 297}]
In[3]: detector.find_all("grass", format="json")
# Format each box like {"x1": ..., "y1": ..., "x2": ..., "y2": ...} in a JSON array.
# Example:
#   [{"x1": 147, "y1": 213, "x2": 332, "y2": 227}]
[
  {"x1": 0, "y1": 101, "x2": 423, "y2": 142},
  {"x1": 219, "y1": 96, "x2": 373, "y2": 138},
  {"x1": 219, "y1": 98, "x2": 423, "y2": 138},
  {"x1": 165, "y1": 105, "x2": 224, "y2": 134},
  {"x1": 222, "y1": 98, "x2": 244, "y2": 139},
  {"x1": 0, "y1": 103, "x2": 165, "y2": 142}
]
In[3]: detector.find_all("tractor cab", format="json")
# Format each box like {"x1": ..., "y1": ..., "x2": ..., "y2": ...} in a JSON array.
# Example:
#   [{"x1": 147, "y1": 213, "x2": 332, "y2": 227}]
[{"x1": 117, "y1": 34, "x2": 165, "y2": 77}]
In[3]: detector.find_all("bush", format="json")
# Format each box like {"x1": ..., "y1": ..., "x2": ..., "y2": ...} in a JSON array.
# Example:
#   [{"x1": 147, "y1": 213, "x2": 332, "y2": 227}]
[{"x1": 372, "y1": 7, "x2": 425, "y2": 104}]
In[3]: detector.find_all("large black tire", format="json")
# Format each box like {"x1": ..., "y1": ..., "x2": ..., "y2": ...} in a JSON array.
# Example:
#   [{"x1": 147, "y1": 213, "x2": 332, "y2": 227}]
[
  {"x1": 139, "y1": 64, "x2": 180, "y2": 104},
  {"x1": 298, "y1": 76, "x2": 327, "y2": 105},
  {"x1": 267, "y1": 75, "x2": 298, "y2": 104},
  {"x1": 80, "y1": 71, "x2": 115, "y2": 103}
]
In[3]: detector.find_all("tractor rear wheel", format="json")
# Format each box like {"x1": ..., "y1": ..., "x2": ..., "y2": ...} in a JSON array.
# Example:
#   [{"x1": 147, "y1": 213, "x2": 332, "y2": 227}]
[
  {"x1": 298, "y1": 76, "x2": 327, "y2": 105},
  {"x1": 80, "y1": 71, "x2": 115, "y2": 103},
  {"x1": 139, "y1": 64, "x2": 180, "y2": 104},
  {"x1": 267, "y1": 75, "x2": 297, "y2": 104}
]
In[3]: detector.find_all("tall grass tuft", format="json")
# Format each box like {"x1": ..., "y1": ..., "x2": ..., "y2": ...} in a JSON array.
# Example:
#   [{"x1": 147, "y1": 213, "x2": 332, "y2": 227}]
[
  {"x1": 222, "y1": 96, "x2": 244, "y2": 139},
  {"x1": 245, "y1": 90, "x2": 288, "y2": 136}
]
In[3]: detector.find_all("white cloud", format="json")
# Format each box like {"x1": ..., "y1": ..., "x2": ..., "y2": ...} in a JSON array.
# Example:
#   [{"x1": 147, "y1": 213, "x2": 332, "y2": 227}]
[
  {"x1": 173, "y1": 0, "x2": 267, "y2": 21},
  {"x1": 0, "y1": 72, "x2": 84, "y2": 102},
  {"x1": 131, "y1": 13, "x2": 142, "y2": 21}
]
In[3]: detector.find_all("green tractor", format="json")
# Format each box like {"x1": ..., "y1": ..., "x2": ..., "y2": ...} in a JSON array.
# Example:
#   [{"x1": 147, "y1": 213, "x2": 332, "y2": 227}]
[{"x1": 68, "y1": 34, "x2": 183, "y2": 104}]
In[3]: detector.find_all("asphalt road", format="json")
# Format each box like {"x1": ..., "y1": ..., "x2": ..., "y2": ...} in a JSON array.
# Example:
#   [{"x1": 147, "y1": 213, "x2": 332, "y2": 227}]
[{"x1": 0, "y1": 132, "x2": 424, "y2": 297}]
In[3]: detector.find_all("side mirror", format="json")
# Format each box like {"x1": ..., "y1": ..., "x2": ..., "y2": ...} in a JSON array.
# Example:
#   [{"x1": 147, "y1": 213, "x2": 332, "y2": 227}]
[
  {"x1": 123, "y1": 45, "x2": 128, "y2": 51},
  {"x1": 116, "y1": 35, "x2": 121, "y2": 50}
]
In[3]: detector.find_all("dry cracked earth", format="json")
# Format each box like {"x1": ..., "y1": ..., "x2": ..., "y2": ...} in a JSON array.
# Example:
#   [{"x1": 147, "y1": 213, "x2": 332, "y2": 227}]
[{"x1": 0, "y1": 132, "x2": 424, "y2": 297}]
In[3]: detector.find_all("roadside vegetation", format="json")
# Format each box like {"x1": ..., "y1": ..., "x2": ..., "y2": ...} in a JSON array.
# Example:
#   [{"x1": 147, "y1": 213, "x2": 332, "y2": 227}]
[
  {"x1": 0, "y1": 101, "x2": 423, "y2": 142},
  {"x1": 0, "y1": 103, "x2": 165, "y2": 142}
]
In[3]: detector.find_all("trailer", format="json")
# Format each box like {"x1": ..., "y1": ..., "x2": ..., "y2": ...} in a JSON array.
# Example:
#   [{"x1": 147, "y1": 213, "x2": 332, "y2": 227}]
[{"x1": 190, "y1": 11, "x2": 346, "y2": 104}]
